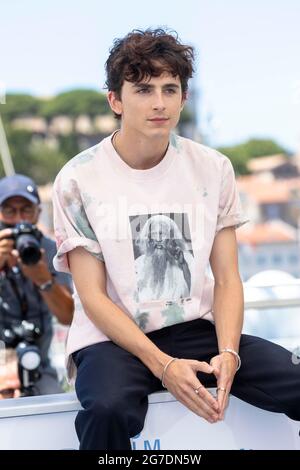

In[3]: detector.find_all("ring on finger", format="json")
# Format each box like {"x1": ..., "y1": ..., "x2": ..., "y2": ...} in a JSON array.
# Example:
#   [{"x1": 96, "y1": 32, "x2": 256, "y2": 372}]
[
  {"x1": 194, "y1": 385, "x2": 204, "y2": 394},
  {"x1": 217, "y1": 386, "x2": 226, "y2": 393}
]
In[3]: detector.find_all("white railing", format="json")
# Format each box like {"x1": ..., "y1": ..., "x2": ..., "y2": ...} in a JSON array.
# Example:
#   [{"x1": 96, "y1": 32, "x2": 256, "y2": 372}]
[
  {"x1": 0, "y1": 279, "x2": 299, "y2": 449},
  {"x1": 0, "y1": 390, "x2": 299, "y2": 450}
]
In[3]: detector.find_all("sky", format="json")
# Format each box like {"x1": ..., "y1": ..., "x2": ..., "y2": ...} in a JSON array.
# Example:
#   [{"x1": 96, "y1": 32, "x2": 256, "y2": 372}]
[{"x1": 0, "y1": 0, "x2": 300, "y2": 152}]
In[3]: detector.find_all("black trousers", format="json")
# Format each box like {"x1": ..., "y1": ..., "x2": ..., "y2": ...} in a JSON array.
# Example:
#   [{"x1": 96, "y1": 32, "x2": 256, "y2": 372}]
[{"x1": 73, "y1": 318, "x2": 300, "y2": 450}]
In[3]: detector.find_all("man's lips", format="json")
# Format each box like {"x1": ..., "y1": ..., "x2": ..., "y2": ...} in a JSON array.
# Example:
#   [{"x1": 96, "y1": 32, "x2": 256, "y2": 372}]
[
  {"x1": 154, "y1": 243, "x2": 164, "y2": 249},
  {"x1": 148, "y1": 117, "x2": 169, "y2": 122}
]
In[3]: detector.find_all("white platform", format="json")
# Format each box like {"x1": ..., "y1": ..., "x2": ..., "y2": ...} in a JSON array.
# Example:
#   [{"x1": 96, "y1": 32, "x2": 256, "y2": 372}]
[{"x1": 0, "y1": 390, "x2": 299, "y2": 450}]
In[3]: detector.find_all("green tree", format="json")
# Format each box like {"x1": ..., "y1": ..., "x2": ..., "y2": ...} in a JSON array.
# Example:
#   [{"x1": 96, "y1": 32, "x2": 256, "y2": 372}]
[
  {"x1": 41, "y1": 89, "x2": 110, "y2": 120},
  {"x1": 1, "y1": 94, "x2": 41, "y2": 122},
  {"x1": 29, "y1": 141, "x2": 67, "y2": 184},
  {"x1": 218, "y1": 138, "x2": 288, "y2": 175},
  {"x1": 57, "y1": 133, "x2": 80, "y2": 159},
  {"x1": 0, "y1": 126, "x2": 68, "y2": 184},
  {"x1": 0, "y1": 127, "x2": 33, "y2": 177},
  {"x1": 0, "y1": 89, "x2": 114, "y2": 183}
]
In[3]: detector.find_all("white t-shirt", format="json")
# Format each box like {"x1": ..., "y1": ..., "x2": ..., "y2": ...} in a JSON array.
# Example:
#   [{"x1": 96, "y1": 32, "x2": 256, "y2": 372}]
[{"x1": 52, "y1": 132, "x2": 248, "y2": 378}]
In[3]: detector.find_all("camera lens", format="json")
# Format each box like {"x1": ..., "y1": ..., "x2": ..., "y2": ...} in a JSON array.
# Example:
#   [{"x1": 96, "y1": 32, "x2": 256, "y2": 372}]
[
  {"x1": 16, "y1": 343, "x2": 41, "y2": 371},
  {"x1": 15, "y1": 232, "x2": 42, "y2": 265}
]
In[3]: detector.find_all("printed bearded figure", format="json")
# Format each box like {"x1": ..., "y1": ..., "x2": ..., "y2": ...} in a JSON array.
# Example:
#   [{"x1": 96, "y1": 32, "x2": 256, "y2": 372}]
[{"x1": 134, "y1": 214, "x2": 194, "y2": 303}]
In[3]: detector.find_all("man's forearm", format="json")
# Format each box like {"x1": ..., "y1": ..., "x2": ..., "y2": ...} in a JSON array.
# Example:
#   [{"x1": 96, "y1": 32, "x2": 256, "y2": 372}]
[
  {"x1": 81, "y1": 292, "x2": 171, "y2": 379},
  {"x1": 212, "y1": 277, "x2": 244, "y2": 352}
]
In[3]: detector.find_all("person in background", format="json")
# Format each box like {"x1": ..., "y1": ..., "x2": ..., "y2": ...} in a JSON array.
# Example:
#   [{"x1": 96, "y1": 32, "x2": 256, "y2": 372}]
[{"x1": 0, "y1": 174, "x2": 73, "y2": 399}]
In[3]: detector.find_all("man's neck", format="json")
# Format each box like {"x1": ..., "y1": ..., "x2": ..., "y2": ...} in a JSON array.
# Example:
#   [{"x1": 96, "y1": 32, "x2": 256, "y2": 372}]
[{"x1": 112, "y1": 129, "x2": 170, "y2": 170}]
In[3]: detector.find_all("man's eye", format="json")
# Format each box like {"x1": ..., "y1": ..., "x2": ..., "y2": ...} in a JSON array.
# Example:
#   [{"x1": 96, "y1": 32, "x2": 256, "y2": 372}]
[
  {"x1": 137, "y1": 88, "x2": 150, "y2": 93},
  {"x1": 165, "y1": 88, "x2": 176, "y2": 94}
]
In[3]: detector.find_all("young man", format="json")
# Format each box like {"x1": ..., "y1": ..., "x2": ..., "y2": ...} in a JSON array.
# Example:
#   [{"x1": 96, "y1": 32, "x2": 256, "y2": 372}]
[{"x1": 52, "y1": 29, "x2": 300, "y2": 450}]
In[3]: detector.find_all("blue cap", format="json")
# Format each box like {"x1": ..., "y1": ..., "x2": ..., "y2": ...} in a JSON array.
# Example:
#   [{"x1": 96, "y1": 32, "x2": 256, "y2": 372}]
[{"x1": 0, "y1": 174, "x2": 40, "y2": 206}]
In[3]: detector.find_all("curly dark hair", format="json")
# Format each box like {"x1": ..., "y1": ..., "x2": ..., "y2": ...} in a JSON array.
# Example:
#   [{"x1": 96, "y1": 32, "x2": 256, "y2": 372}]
[{"x1": 105, "y1": 28, "x2": 195, "y2": 119}]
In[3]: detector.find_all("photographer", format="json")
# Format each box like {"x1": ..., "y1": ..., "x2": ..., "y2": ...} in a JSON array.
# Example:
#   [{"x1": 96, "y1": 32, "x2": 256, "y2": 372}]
[{"x1": 0, "y1": 174, "x2": 74, "y2": 399}]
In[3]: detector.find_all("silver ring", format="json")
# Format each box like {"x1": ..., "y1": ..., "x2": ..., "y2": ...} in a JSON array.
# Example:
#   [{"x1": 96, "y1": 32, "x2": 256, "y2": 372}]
[
  {"x1": 194, "y1": 385, "x2": 204, "y2": 394},
  {"x1": 217, "y1": 387, "x2": 226, "y2": 392}
]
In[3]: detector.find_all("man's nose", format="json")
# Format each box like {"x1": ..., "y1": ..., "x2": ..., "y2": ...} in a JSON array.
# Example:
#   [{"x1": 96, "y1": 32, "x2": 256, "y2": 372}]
[
  {"x1": 10, "y1": 211, "x2": 24, "y2": 224},
  {"x1": 155, "y1": 231, "x2": 163, "y2": 241},
  {"x1": 152, "y1": 92, "x2": 166, "y2": 111}
]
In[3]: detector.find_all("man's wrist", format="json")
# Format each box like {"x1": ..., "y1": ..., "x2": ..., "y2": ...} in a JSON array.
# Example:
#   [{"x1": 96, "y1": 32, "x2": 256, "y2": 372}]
[
  {"x1": 37, "y1": 277, "x2": 55, "y2": 292},
  {"x1": 219, "y1": 348, "x2": 241, "y2": 371},
  {"x1": 139, "y1": 347, "x2": 171, "y2": 379},
  {"x1": 161, "y1": 357, "x2": 178, "y2": 388}
]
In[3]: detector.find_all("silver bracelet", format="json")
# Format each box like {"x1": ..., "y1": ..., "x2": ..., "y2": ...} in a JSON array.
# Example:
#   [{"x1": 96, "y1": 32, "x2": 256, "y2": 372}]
[
  {"x1": 220, "y1": 348, "x2": 241, "y2": 371},
  {"x1": 161, "y1": 357, "x2": 178, "y2": 388}
]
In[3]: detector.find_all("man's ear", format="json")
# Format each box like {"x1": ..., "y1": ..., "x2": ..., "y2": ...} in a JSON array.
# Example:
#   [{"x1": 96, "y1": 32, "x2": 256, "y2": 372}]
[{"x1": 107, "y1": 91, "x2": 123, "y2": 117}]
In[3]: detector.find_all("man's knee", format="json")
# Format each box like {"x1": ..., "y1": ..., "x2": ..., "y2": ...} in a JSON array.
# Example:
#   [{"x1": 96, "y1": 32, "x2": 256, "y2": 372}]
[
  {"x1": 86, "y1": 395, "x2": 145, "y2": 437},
  {"x1": 90, "y1": 396, "x2": 127, "y2": 423}
]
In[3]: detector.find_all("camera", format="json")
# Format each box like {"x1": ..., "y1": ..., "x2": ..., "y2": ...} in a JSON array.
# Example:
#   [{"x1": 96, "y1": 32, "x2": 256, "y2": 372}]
[
  {"x1": 0, "y1": 221, "x2": 42, "y2": 265},
  {"x1": 1, "y1": 317, "x2": 42, "y2": 397},
  {"x1": 2, "y1": 320, "x2": 41, "y2": 349}
]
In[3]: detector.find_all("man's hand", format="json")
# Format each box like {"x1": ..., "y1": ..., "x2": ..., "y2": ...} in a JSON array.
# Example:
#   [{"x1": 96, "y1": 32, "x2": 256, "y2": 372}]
[
  {"x1": 210, "y1": 352, "x2": 238, "y2": 420},
  {"x1": 12, "y1": 248, "x2": 52, "y2": 287},
  {"x1": 0, "y1": 359, "x2": 21, "y2": 399},
  {"x1": 166, "y1": 241, "x2": 185, "y2": 265},
  {"x1": 166, "y1": 241, "x2": 191, "y2": 290},
  {"x1": 162, "y1": 358, "x2": 220, "y2": 423},
  {"x1": 0, "y1": 228, "x2": 16, "y2": 270}
]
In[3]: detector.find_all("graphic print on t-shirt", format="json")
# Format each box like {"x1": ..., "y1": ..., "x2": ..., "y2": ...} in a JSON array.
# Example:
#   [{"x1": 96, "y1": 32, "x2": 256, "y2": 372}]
[{"x1": 130, "y1": 213, "x2": 194, "y2": 304}]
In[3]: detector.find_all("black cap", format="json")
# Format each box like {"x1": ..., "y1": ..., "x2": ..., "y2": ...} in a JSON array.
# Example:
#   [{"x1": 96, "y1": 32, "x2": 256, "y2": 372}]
[{"x1": 0, "y1": 174, "x2": 40, "y2": 206}]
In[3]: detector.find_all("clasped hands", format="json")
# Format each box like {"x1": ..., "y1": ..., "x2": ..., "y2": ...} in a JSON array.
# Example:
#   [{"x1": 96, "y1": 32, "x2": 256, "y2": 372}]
[{"x1": 161, "y1": 353, "x2": 237, "y2": 423}]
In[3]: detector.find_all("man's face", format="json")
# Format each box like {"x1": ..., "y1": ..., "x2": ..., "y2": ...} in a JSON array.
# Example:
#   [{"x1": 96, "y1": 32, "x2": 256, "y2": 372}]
[
  {"x1": 108, "y1": 72, "x2": 185, "y2": 139},
  {"x1": 0, "y1": 196, "x2": 40, "y2": 226},
  {"x1": 148, "y1": 224, "x2": 169, "y2": 251}
]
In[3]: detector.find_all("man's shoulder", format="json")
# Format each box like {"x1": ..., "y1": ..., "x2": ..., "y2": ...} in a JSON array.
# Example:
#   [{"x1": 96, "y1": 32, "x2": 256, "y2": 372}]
[
  {"x1": 54, "y1": 136, "x2": 110, "y2": 185},
  {"x1": 175, "y1": 134, "x2": 229, "y2": 168}
]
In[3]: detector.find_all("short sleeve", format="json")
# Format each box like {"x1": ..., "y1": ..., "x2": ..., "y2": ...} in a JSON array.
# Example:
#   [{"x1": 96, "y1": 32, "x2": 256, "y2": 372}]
[
  {"x1": 52, "y1": 173, "x2": 104, "y2": 274},
  {"x1": 41, "y1": 236, "x2": 73, "y2": 291},
  {"x1": 216, "y1": 156, "x2": 249, "y2": 234}
]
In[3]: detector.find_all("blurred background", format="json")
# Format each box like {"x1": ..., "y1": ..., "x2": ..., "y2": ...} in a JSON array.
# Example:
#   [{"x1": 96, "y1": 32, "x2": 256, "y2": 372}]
[{"x1": 0, "y1": 0, "x2": 299, "y2": 387}]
